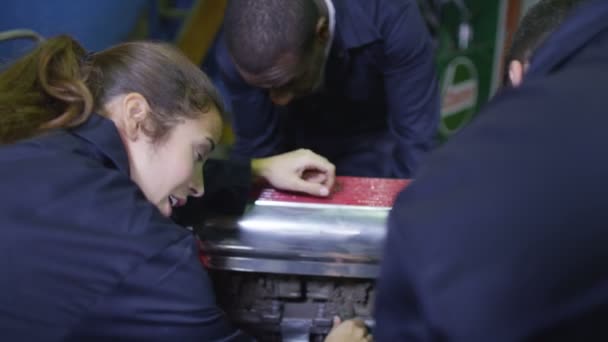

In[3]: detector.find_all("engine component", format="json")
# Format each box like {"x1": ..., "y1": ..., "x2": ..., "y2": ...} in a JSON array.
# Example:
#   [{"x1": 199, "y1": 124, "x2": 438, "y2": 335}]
[{"x1": 197, "y1": 177, "x2": 409, "y2": 341}]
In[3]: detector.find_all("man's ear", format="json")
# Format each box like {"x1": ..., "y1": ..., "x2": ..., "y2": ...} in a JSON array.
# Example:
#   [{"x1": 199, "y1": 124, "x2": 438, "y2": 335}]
[
  {"x1": 315, "y1": 16, "x2": 329, "y2": 44},
  {"x1": 508, "y1": 60, "x2": 525, "y2": 87},
  {"x1": 122, "y1": 93, "x2": 151, "y2": 142}
]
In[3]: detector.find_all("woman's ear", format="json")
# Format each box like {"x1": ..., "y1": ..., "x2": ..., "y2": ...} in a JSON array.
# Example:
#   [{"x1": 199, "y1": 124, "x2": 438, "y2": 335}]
[{"x1": 122, "y1": 93, "x2": 151, "y2": 142}]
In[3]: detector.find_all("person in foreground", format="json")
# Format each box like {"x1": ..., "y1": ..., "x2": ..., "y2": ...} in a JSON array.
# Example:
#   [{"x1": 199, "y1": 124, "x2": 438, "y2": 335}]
[
  {"x1": 0, "y1": 35, "x2": 370, "y2": 341},
  {"x1": 375, "y1": 0, "x2": 608, "y2": 340}
]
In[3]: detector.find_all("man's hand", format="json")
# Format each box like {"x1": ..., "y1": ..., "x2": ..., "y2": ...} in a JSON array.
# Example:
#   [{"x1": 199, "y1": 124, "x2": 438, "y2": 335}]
[
  {"x1": 325, "y1": 316, "x2": 373, "y2": 342},
  {"x1": 251, "y1": 149, "x2": 336, "y2": 196}
]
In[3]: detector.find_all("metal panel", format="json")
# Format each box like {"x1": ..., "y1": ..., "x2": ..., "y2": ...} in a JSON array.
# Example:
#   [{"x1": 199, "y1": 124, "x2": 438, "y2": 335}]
[{"x1": 199, "y1": 203, "x2": 389, "y2": 279}]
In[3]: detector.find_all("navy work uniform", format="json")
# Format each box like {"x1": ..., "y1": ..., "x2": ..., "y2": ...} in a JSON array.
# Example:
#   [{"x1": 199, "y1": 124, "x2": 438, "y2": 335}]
[
  {"x1": 375, "y1": 1, "x2": 608, "y2": 340},
  {"x1": 0, "y1": 114, "x2": 251, "y2": 341}
]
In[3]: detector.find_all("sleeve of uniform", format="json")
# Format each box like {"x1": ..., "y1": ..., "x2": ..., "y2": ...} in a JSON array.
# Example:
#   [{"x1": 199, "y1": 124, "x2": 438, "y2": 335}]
[
  {"x1": 215, "y1": 36, "x2": 286, "y2": 161},
  {"x1": 373, "y1": 190, "x2": 436, "y2": 341},
  {"x1": 380, "y1": 0, "x2": 440, "y2": 178},
  {"x1": 50, "y1": 161, "x2": 253, "y2": 341},
  {"x1": 70, "y1": 233, "x2": 251, "y2": 342}
]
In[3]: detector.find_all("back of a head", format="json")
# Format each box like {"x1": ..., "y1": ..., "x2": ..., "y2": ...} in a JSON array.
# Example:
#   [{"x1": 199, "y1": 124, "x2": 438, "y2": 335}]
[
  {"x1": 223, "y1": 0, "x2": 319, "y2": 74},
  {"x1": 89, "y1": 41, "x2": 224, "y2": 140},
  {"x1": 503, "y1": 0, "x2": 588, "y2": 85},
  {"x1": 0, "y1": 35, "x2": 223, "y2": 144}
]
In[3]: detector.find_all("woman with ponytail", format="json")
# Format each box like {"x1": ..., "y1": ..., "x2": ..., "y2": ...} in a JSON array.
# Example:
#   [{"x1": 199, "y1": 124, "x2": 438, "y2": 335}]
[{"x1": 0, "y1": 35, "x2": 368, "y2": 341}]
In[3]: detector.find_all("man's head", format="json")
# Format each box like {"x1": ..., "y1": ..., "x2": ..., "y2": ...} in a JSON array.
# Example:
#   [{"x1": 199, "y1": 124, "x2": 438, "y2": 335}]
[
  {"x1": 504, "y1": 0, "x2": 587, "y2": 87},
  {"x1": 224, "y1": 0, "x2": 330, "y2": 105}
]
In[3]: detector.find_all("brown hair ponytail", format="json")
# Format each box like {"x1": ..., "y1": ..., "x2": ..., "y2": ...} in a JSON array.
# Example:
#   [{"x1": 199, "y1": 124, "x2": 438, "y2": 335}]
[
  {"x1": 0, "y1": 35, "x2": 93, "y2": 144},
  {"x1": 1, "y1": 36, "x2": 224, "y2": 145}
]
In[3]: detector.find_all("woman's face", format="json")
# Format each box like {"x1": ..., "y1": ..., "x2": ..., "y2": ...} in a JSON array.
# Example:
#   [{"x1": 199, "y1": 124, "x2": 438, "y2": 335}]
[
  {"x1": 109, "y1": 94, "x2": 222, "y2": 217},
  {"x1": 139, "y1": 112, "x2": 221, "y2": 217}
]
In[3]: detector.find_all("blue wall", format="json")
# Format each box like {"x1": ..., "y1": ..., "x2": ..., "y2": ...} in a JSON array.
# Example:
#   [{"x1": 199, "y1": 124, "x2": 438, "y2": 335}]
[
  {"x1": 0, "y1": 0, "x2": 147, "y2": 61},
  {"x1": 0, "y1": 0, "x2": 229, "y2": 111}
]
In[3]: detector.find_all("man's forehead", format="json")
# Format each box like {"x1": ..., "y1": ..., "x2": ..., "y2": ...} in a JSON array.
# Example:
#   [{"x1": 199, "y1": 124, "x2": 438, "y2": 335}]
[{"x1": 236, "y1": 52, "x2": 308, "y2": 88}]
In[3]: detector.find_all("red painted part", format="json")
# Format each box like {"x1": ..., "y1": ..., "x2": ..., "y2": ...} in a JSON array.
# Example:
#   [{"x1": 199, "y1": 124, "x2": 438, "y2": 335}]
[{"x1": 255, "y1": 176, "x2": 411, "y2": 208}]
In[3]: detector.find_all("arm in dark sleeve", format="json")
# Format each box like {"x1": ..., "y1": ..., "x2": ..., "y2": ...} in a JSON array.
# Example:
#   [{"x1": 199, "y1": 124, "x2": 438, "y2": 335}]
[
  {"x1": 173, "y1": 158, "x2": 253, "y2": 226},
  {"x1": 29, "y1": 156, "x2": 254, "y2": 341},
  {"x1": 215, "y1": 37, "x2": 286, "y2": 161},
  {"x1": 70, "y1": 233, "x2": 252, "y2": 342},
  {"x1": 381, "y1": 1, "x2": 440, "y2": 178},
  {"x1": 374, "y1": 197, "x2": 436, "y2": 341}
]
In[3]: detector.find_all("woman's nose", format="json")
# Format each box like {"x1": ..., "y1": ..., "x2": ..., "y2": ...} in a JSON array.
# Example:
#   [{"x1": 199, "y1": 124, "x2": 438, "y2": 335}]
[
  {"x1": 190, "y1": 185, "x2": 204, "y2": 197},
  {"x1": 190, "y1": 167, "x2": 205, "y2": 197}
]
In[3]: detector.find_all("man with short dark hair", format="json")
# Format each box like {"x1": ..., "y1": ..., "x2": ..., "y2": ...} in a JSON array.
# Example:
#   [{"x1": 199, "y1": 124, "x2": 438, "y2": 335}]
[
  {"x1": 375, "y1": 0, "x2": 608, "y2": 340},
  {"x1": 216, "y1": 0, "x2": 440, "y2": 178},
  {"x1": 504, "y1": 0, "x2": 587, "y2": 87}
]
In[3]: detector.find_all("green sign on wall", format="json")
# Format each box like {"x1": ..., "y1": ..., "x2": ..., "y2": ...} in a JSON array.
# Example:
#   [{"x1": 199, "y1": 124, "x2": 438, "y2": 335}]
[{"x1": 433, "y1": 0, "x2": 506, "y2": 141}]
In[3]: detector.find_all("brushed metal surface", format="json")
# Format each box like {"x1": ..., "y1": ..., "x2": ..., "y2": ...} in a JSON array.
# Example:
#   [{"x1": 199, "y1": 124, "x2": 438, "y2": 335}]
[{"x1": 198, "y1": 202, "x2": 389, "y2": 279}]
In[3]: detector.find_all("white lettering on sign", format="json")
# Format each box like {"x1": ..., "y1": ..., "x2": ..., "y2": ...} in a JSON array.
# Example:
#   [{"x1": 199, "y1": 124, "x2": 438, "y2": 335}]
[
  {"x1": 442, "y1": 79, "x2": 478, "y2": 116},
  {"x1": 439, "y1": 56, "x2": 479, "y2": 136}
]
